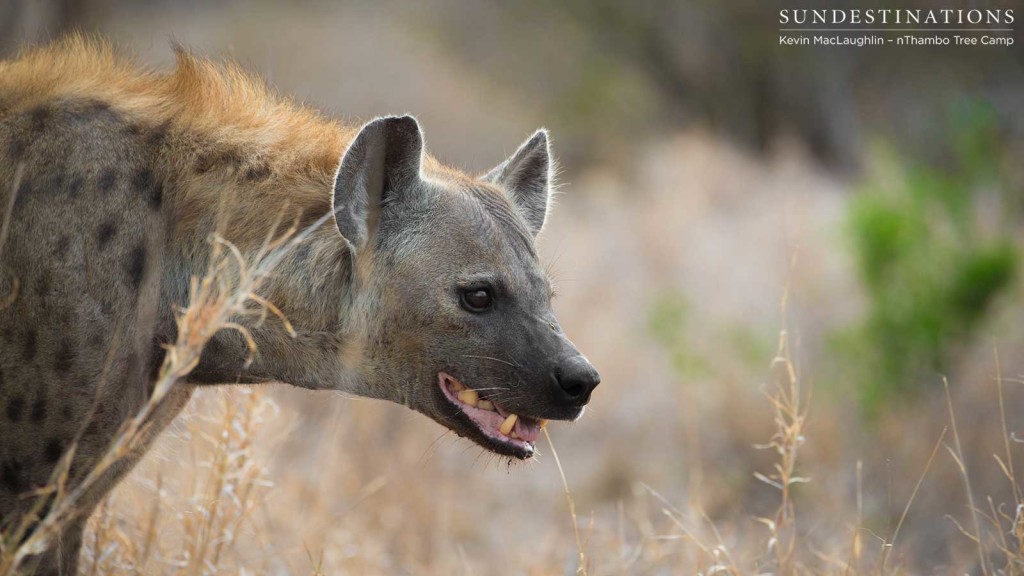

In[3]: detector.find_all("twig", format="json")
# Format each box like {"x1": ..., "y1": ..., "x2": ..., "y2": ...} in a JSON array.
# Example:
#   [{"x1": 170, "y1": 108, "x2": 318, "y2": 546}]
[
  {"x1": 944, "y1": 377, "x2": 991, "y2": 576},
  {"x1": 544, "y1": 428, "x2": 589, "y2": 576},
  {"x1": 882, "y1": 426, "x2": 947, "y2": 573}
]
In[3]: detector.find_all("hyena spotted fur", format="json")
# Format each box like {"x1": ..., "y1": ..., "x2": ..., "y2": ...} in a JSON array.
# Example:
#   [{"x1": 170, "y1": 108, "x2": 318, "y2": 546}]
[{"x1": 0, "y1": 36, "x2": 599, "y2": 574}]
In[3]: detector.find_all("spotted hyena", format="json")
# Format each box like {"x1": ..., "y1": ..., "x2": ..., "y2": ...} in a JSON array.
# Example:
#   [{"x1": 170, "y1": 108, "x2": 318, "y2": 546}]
[{"x1": 0, "y1": 36, "x2": 600, "y2": 573}]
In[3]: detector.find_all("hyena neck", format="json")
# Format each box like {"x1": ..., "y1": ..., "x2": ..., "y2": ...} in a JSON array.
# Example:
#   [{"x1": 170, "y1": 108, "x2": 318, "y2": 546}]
[
  {"x1": 176, "y1": 204, "x2": 370, "y2": 391},
  {"x1": 168, "y1": 142, "x2": 370, "y2": 391}
]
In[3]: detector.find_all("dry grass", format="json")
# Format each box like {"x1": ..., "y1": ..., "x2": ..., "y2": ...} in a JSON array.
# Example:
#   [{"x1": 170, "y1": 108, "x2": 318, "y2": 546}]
[
  {"x1": 2, "y1": 105, "x2": 1023, "y2": 574},
  {"x1": 80, "y1": 388, "x2": 275, "y2": 575},
  {"x1": 8, "y1": 290, "x2": 1022, "y2": 575},
  {"x1": 0, "y1": 164, "x2": 22, "y2": 312}
]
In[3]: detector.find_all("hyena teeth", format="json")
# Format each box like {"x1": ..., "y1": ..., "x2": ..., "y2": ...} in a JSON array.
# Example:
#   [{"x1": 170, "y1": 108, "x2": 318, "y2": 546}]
[
  {"x1": 477, "y1": 399, "x2": 494, "y2": 411},
  {"x1": 449, "y1": 378, "x2": 466, "y2": 392},
  {"x1": 457, "y1": 389, "x2": 479, "y2": 407},
  {"x1": 509, "y1": 430, "x2": 519, "y2": 439},
  {"x1": 539, "y1": 419, "x2": 548, "y2": 429},
  {"x1": 499, "y1": 414, "x2": 518, "y2": 436}
]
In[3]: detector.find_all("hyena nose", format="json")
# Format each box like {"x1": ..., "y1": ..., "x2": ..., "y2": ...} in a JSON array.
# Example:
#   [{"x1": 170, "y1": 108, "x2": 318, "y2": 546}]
[{"x1": 554, "y1": 357, "x2": 601, "y2": 405}]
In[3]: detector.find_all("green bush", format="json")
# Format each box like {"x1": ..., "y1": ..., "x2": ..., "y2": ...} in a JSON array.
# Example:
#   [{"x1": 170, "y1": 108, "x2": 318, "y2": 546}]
[
  {"x1": 845, "y1": 102, "x2": 1017, "y2": 413},
  {"x1": 648, "y1": 294, "x2": 713, "y2": 379}
]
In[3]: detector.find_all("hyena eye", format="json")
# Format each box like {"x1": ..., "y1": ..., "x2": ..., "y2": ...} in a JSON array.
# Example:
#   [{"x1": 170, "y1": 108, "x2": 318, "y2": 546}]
[{"x1": 460, "y1": 288, "x2": 494, "y2": 312}]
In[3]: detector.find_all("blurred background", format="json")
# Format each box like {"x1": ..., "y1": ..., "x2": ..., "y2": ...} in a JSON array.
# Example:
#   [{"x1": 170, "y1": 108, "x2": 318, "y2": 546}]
[{"x1": 3, "y1": 0, "x2": 1024, "y2": 573}]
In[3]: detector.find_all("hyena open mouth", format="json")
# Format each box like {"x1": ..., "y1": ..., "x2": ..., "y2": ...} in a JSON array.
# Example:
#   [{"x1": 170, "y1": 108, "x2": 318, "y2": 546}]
[{"x1": 439, "y1": 373, "x2": 547, "y2": 458}]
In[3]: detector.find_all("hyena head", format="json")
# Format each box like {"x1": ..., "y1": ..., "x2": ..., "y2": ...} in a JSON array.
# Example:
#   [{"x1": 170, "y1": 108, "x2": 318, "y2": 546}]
[{"x1": 333, "y1": 115, "x2": 599, "y2": 459}]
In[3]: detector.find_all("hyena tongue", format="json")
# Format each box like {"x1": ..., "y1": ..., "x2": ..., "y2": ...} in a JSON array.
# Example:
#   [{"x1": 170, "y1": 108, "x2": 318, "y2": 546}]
[{"x1": 514, "y1": 417, "x2": 541, "y2": 443}]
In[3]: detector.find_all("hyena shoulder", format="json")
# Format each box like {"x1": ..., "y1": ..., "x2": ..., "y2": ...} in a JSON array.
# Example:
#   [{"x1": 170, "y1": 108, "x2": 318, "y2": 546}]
[{"x1": 0, "y1": 37, "x2": 192, "y2": 573}]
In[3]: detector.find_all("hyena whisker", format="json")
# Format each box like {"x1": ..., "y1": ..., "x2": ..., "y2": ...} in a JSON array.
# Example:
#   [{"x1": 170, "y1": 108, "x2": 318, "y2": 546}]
[
  {"x1": 478, "y1": 390, "x2": 514, "y2": 401},
  {"x1": 418, "y1": 430, "x2": 454, "y2": 464},
  {"x1": 472, "y1": 448, "x2": 500, "y2": 472},
  {"x1": 460, "y1": 354, "x2": 521, "y2": 368},
  {"x1": 544, "y1": 252, "x2": 566, "y2": 293}
]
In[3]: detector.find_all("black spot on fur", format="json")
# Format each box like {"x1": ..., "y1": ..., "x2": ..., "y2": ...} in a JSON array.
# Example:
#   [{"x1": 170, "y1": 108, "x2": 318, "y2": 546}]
[
  {"x1": 147, "y1": 120, "x2": 171, "y2": 148},
  {"x1": 54, "y1": 340, "x2": 74, "y2": 374},
  {"x1": 0, "y1": 458, "x2": 27, "y2": 493},
  {"x1": 98, "y1": 169, "x2": 118, "y2": 194},
  {"x1": 294, "y1": 243, "x2": 312, "y2": 264},
  {"x1": 88, "y1": 100, "x2": 111, "y2": 113},
  {"x1": 132, "y1": 167, "x2": 154, "y2": 191},
  {"x1": 34, "y1": 271, "x2": 52, "y2": 297},
  {"x1": 44, "y1": 439, "x2": 64, "y2": 464},
  {"x1": 12, "y1": 175, "x2": 31, "y2": 197},
  {"x1": 14, "y1": 177, "x2": 32, "y2": 209},
  {"x1": 148, "y1": 353, "x2": 164, "y2": 383},
  {"x1": 195, "y1": 153, "x2": 216, "y2": 173},
  {"x1": 126, "y1": 245, "x2": 147, "y2": 289},
  {"x1": 0, "y1": 368, "x2": 4, "y2": 391},
  {"x1": 133, "y1": 168, "x2": 162, "y2": 209},
  {"x1": 97, "y1": 220, "x2": 117, "y2": 248},
  {"x1": 57, "y1": 309, "x2": 73, "y2": 329},
  {"x1": 196, "y1": 149, "x2": 242, "y2": 174},
  {"x1": 22, "y1": 330, "x2": 37, "y2": 362},
  {"x1": 66, "y1": 174, "x2": 85, "y2": 198},
  {"x1": 31, "y1": 396, "x2": 47, "y2": 423},
  {"x1": 6, "y1": 395, "x2": 24, "y2": 422},
  {"x1": 69, "y1": 99, "x2": 119, "y2": 126},
  {"x1": 149, "y1": 181, "x2": 163, "y2": 210},
  {"x1": 61, "y1": 403, "x2": 73, "y2": 420},
  {"x1": 245, "y1": 163, "x2": 272, "y2": 182},
  {"x1": 40, "y1": 171, "x2": 65, "y2": 196},
  {"x1": 7, "y1": 136, "x2": 27, "y2": 160},
  {"x1": 29, "y1": 106, "x2": 52, "y2": 131},
  {"x1": 54, "y1": 235, "x2": 71, "y2": 259}
]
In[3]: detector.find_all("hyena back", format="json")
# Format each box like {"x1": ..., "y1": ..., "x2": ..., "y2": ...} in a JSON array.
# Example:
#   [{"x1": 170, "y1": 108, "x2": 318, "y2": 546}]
[{"x1": 0, "y1": 36, "x2": 599, "y2": 574}]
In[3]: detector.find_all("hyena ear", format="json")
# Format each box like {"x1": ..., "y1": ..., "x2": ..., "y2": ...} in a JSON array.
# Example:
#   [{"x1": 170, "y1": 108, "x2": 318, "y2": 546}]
[
  {"x1": 333, "y1": 115, "x2": 424, "y2": 250},
  {"x1": 484, "y1": 129, "x2": 552, "y2": 237}
]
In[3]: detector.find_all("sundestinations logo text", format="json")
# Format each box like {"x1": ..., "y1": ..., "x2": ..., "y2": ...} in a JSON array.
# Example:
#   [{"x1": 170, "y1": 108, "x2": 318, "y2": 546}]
[{"x1": 778, "y1": 8, "x2": 1015, "y2": 48}]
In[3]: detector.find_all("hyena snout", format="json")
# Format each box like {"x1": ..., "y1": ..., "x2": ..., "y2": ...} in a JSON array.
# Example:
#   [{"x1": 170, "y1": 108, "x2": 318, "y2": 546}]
[{"x1": 551, "y1": 355, "x2": 601, "y2": 408}]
